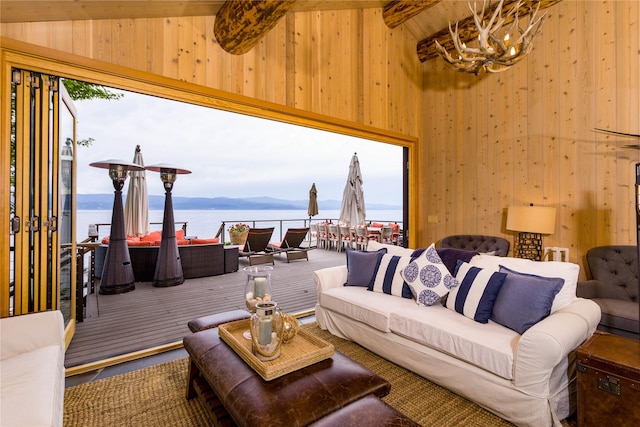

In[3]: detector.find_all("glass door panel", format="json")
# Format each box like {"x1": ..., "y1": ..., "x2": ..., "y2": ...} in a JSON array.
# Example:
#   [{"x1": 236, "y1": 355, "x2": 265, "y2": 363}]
[
  {"x1": 4, "y1": 68, "x2": 73, "y2": 324},
  {"x1": 59, "y1": 82, "x2": 76, "y2": 326}
]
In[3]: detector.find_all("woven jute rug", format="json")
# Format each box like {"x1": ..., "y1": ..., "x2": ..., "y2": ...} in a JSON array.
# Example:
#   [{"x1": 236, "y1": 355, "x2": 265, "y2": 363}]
[{"x1": 64, "y1": 323, "x2": 577, "y2": 426}]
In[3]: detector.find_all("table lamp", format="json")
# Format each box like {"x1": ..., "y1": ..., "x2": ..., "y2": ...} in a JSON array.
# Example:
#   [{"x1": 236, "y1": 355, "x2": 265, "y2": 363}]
[{"x1": 506, "y1": 204, "x2": 556, "y2": 261}]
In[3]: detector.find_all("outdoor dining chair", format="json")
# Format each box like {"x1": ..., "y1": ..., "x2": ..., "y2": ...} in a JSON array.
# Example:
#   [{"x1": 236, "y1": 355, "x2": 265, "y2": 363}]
[
  {"x1": 339, "y1": 226, "x2": 355, "y2": 251},
  {"x1": 379, "y1": 226, "x2": 395, "y2": 245},
  {"x1": 327, "y1": 224, "x2": 340, "y2": 251},
  {"x1": 316, "y1": 223, "x2": 329, "y2": 249},
  {"x1": 354, "y1": 226, "x2": 369, "y2": 250}
]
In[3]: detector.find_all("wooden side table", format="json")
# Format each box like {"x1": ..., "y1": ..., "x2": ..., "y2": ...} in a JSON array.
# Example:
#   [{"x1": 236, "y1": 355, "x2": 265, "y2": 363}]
[{"x1": 576, "y1": 332, "x2": 640, "y2": 426}]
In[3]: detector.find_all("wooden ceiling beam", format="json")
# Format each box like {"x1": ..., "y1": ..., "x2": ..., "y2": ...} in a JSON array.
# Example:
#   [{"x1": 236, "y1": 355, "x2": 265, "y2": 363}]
[
  {"x1": 416, "y1": 0, "x2": 563, "y2": 62},
  {"x1": 214, "y1": 0, "x2": 299, "y2": 55},
  {"x1": 382, "y1": 0, "x2": 440, "y2": 29}
]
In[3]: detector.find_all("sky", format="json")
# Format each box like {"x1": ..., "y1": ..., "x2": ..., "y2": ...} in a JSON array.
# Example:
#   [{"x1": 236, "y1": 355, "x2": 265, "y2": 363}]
[{"x1": 72, "y1": 88, "x2": 403, "y2": 206}]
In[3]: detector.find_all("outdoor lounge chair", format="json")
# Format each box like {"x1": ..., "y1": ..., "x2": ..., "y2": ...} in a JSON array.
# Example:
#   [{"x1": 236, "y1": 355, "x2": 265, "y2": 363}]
[
  {"x1": 238, "y1": 227, "x2": 275, "y2": 266},
  {"x1": 267, "y1": 227, "x2": 311, "y2": 262}
]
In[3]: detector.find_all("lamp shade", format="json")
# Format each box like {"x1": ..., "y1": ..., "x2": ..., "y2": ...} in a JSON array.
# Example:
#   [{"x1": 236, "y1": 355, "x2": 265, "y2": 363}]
[{"x1": 506, "y1": 205, "x2": 556, "y2": 234}]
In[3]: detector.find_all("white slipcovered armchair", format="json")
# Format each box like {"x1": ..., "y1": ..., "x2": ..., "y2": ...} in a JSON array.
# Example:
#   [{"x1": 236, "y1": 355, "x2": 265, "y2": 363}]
[{"x1": 1, "y1": 310, "x2": 65, "y2": 427}]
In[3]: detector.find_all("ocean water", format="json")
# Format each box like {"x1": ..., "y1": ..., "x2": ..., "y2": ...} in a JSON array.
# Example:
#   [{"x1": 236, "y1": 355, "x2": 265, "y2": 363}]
[{"x1": 77, "y1": 209, "x2": 403, "y2": 242}]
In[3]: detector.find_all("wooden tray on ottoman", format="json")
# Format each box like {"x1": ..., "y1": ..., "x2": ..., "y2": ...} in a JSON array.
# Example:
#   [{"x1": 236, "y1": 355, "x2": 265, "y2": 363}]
[{"x1": 218, "y1": 319, "x2": 334, "y2": 381}]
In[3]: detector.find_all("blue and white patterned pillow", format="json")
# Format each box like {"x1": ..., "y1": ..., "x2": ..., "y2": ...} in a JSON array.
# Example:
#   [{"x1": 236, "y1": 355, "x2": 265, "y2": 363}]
[
  {"x1": 368, "y1": 253, "x2": 414, "y2": 299},
  {"x1": 400, "y1": 243, "x2": 459, "y2": 306},
  {"x1": 445, "y1": 260, "x2": 507, "y2": 323}
]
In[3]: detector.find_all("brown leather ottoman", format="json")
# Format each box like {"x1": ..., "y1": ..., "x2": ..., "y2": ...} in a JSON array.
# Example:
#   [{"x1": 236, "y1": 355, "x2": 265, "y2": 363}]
[
  {"x1": 187, "y1": 310, "x2": 250, "y2": 333},
  {"x1": 183, "y1": 328, "x2": 391, "y2": 427},
  {"x1": 309, "y1": 395, "x2": 420, "y2": 427}
]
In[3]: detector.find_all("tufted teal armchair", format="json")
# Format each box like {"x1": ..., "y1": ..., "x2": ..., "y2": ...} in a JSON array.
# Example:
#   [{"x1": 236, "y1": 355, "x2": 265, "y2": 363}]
[{"x1": 577, "y1": 245, "x2": 639, "y2": 340}]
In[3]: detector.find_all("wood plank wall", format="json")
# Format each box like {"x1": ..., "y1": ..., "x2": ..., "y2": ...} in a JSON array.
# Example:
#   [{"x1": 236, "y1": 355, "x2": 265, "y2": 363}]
[
  {"x1": 2, "y1": 1, "x2": 639, "y2": 280},
  {"x1": 0, "y1": 9, "x2": 421, "y2": 136},
  {"x1": 421, "y1": 0, "x2": 639, "y2": 277}
]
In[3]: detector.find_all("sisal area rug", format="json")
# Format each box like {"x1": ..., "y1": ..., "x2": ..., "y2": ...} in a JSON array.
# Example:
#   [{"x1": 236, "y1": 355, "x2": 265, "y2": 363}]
[{"x1": 64, "y1": 323, "x2": 577, "y2": 426}]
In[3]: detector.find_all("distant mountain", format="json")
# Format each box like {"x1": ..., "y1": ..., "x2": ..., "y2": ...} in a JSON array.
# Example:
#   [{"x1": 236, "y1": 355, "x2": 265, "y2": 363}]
[{"x1": 76, "y1": 194, "x2": 401, "y2": 211}]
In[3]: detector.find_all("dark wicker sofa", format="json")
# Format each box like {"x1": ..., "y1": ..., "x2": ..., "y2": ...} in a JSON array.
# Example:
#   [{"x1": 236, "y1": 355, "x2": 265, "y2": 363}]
[{"x1": 94, "y1": 243, "x2": 227, "y2": 282}]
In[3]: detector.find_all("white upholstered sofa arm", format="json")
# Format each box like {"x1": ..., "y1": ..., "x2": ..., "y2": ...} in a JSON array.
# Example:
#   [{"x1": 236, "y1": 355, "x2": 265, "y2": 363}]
[
  {"x1": 313, "y1": 266, "x2": 348, "y2": 300},
  {"x1": 513, "y1": 298, "x2": 601, "y2": 394},
  {"x1": 0, "y1": 311, "x2": 65, "y2": 360}
]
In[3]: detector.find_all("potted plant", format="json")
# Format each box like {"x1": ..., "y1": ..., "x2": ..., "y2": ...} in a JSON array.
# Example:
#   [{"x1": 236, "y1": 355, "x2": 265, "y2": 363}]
[{"x1": 229, "y1": 223, "x2": 250, "y2": 245}]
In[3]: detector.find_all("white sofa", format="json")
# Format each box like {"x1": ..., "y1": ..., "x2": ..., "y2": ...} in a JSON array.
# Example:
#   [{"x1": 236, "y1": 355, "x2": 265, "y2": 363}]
[
  {"x1": 313, "y1": 244, "x2": 601, "y2": 427},
  {"x1": 1, "y1": 310, "x2": 65, "y2": 427}
]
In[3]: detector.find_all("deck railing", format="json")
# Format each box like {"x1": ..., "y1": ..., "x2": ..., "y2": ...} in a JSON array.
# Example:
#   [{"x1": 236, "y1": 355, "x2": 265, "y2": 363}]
[{"x1": 216, "y1": 218, "x2": 403, "y2": 244}]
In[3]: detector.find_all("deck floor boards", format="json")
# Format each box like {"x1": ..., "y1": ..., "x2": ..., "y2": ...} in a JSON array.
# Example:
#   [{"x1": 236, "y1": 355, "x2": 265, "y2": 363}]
[{"x1": 65, "y1": 248, "x2": 346, "y2": 367}]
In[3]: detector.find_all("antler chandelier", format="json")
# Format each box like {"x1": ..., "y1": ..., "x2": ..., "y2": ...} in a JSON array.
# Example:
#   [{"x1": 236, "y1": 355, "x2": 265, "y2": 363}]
[{"x1": 435, "y1": 0, "x2": 546, "y2": 75}]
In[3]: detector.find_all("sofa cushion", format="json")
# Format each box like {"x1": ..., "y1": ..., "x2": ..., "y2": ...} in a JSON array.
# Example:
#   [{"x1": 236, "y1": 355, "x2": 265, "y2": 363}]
[
  {"x1": 469, "y1": 254, "x2": 579, "y2": 313},
  {"x1": 400, "y1": 244, "x2": 459, "y2": 307},
  {"x1": 491, "y1": 266, "x2": 564, "y2": 334},
  {"x1": 446, "y1": 261, "x2": 507, "y2": 323},
  {"x1": 367, "y1": 241, "x2": 414, "y2": 257},
  {"x1": 1, "y1": 345, "x2": 63, "y2": 427},
  {"x1": 389, "y1": 304, "x2": 518, "y2": 379},
  {"x1": 436, "y1": 248, "x2": 479, "y2": 275},
  {"x1": 321, "y1": 286, "x2": 413, "y2": 332},
  {"x1": 591, "y1": 298, "x2": 639, "y2": 333},
  {"x1": 345, "y1": 248, "x2": 387, "y2": 287},
  {"x1": 368, "y1": 253, "x2": 413, "y2": 299}
]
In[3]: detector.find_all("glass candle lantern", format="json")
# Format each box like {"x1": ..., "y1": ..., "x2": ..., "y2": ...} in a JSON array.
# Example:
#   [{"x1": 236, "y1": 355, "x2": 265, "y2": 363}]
[
  {"x1": 244, "y1": 266, "x2": 273, "y2": 313},
  {"x1": 250, "y1": 301, "x2": 283, "y2": 361}
]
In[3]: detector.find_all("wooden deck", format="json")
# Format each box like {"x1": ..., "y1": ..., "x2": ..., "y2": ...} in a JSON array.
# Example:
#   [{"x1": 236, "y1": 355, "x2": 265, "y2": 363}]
[{"x1": 65, "y1": 248, "x2": 346, "y2": 368}]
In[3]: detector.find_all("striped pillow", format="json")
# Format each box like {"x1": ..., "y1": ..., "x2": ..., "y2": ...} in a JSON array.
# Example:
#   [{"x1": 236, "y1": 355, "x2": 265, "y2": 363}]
[
  {"x1": 446, "y1": 261, "x2": 507, "y2": 323},
  {"x1": 368, "y1": 253, "x2": 414, "y2": 299}
]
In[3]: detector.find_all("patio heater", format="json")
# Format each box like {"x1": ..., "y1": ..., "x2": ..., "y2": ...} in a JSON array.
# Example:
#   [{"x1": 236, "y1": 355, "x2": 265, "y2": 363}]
[
  {"x1": 90, "y1": 159, "x2": 145, "y2": 294},
  {"x1": 146, "y1": 163, "x2": 191, "y2": 287}
]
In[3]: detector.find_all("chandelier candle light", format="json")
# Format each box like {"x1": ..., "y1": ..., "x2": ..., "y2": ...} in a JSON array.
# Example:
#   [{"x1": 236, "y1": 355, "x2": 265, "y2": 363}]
[{"x1": 435, "y1": 0, "x2": 546, "y2": 75}]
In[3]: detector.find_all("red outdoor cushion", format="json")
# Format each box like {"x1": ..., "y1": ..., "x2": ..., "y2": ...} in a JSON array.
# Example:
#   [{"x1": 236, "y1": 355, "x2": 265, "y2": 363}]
[
  {"x1": 190, "y1": 238, "x2": 220, "y2": 245},
  {"x1": 127, "y1": 240, "x2": 153, "y2": 247},
  {"x1": 141, "y1": 230, "x2": 162, "y2": 242}
]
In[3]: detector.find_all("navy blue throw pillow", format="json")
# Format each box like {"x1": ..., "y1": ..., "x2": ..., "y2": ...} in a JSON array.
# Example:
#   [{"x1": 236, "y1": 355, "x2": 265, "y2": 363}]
[{"x1": 344, "y1": 248, "x2": 387, "y2": 287}]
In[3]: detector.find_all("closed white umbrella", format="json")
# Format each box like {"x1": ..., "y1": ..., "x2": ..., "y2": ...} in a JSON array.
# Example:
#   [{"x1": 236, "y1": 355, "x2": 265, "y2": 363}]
[
  {"x1": 339, "y1": 153, "x2": 366, "y2": 226},
  {"x1": 124, "y1": 145, "x2": 149, "y2": 237}
]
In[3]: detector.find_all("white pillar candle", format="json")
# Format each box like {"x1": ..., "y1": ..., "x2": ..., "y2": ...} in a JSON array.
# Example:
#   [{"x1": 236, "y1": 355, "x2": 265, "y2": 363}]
[
  {"x1": 254, "y1": 277, "x2": 266, "y2": 298},
  {"x1": 258, "y1": 317, "x2": 272, "y2": 345}
]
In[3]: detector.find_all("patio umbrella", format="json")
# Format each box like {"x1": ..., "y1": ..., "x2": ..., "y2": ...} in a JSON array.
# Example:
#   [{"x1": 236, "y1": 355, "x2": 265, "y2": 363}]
[
  {"x1": 339, "y1": 153, "x2": 366, "y2": 226},
  {"x1": 308, "y1": 183, "x2": 319, "y2": 218},
  {"x1": 124, "y1": 145, "x2": 149, "y2": 237}
]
